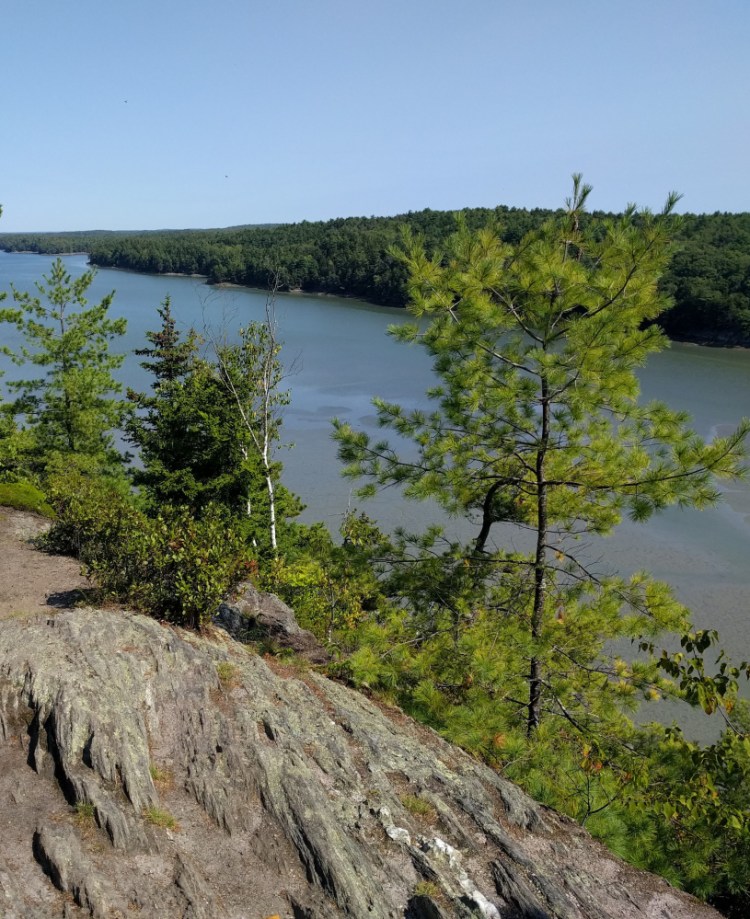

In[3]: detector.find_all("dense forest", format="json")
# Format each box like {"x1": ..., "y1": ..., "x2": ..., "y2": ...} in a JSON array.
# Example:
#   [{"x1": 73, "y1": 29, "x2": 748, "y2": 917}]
[{"x1": 3, "y1": 206, "x2": 749, "y2": 345}]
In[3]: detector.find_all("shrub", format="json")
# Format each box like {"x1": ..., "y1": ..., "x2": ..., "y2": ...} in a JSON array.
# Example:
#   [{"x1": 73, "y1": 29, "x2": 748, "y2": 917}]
[
  {"x1": 42, "y1": 469, "x2": 250, "y2": 629},
  {"x1": 40, "y1": 467, "x2": 139, "y2": 560},
  {"x1": 261, "y1": 515, "x2": 387, "y2": 646},
  {"x1": 135, "y1": 505, "x2": 249, "y2": 629}
]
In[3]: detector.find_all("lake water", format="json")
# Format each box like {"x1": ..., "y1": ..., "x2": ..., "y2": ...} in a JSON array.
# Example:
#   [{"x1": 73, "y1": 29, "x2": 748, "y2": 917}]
[{"x1": 1, "y1": 251, "x2": 748, "y2": 738}]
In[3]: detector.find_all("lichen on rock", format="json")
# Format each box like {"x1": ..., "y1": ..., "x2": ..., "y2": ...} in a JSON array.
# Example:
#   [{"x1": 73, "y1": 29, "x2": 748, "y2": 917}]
[{"x1": 0, "y1": 603, "x2": 723, "y2": 919}]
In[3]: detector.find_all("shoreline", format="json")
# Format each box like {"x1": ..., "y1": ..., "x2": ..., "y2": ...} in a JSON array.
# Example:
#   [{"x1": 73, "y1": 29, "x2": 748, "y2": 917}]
[
  {"x1": 82, "y1": 263, "x2": 750, "y2": 350},
  {"x1": 3, "y1": 249, "x2": 749, "y2": 349},
  {"x1": 86, "y1": 262, "x2": 387, "y2": 310}
]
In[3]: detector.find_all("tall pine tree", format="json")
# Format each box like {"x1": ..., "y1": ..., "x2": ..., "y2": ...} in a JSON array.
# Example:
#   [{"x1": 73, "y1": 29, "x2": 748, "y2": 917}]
[{"x1": 335, "y1": 177, "x2": 748, "y2": 737}]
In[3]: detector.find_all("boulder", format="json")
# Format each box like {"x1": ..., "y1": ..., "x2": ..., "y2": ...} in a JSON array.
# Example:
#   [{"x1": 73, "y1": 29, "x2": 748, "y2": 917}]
[{"x1": 215, "y1": 582, "x2": 329, "y2": 663}]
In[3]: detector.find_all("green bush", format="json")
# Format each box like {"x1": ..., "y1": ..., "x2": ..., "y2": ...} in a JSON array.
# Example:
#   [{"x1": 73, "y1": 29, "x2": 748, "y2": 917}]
[
  {"x1": 132, "y1": 505, "x2": 249, "y2": 629},
  {"x1": 0, "y1": 481, "x2": 54, "y2": 517},
  {"x1": 42, "y1": 469, "x2": 249, "y2": 629},
  {"x1": 261, "y1": 514, "x2": 387, "y2": 647}
]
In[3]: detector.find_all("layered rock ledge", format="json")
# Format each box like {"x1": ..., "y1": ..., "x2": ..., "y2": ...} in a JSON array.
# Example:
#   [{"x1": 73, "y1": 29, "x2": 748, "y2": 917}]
[{"x1": 0, "y1": 606, "x2": 722, "y2": 919}]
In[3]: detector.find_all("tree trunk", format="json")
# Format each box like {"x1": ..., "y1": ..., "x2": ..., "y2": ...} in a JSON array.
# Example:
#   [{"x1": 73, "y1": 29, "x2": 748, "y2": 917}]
[{"x1": 528, "y1": 376, "x2": 550, "y2": 735}]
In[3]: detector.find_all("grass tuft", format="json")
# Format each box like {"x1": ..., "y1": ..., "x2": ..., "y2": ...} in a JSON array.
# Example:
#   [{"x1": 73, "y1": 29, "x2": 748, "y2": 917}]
[
  {"x1": 73, "y1": 801, "x2": 96, "y2": 826},
  {"x1": 216, "y1": 661, "x2": 240, "y2": 688},
  {"x1": 143, "y1": 805, "x2": 179, "y2": 830},
  {"x1": 400, "y1": 793, "x2": 436, "y2": 819},
  {"x1": 149, "y1": 763, "x2": 174, "y2": 789},
  {"x1": 414, "y1": 880, "x2": 440, "y2": 898}
]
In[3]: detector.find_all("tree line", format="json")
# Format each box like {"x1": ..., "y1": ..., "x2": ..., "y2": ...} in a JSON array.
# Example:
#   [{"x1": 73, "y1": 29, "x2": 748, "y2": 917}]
[
  {"x1": 1, "y1": 188, "x2": 749, "y2": 915},
  {"x1": 3, "y1": 206, "x2": 749, "y2": 345}
]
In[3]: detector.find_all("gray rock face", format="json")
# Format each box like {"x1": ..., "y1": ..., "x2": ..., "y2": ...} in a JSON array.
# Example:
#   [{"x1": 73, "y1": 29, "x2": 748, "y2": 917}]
[
  {"x1": 0, "y1": 606, "x2": 722, "y2": 919},
  {"x1": 216, "y1": 582, "x2": 329, "y2": 663}
]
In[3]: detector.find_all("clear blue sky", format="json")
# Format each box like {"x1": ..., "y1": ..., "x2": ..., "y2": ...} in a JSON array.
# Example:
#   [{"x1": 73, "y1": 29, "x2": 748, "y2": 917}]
[{"x1": 1, "y1": 0, "x2": 748, "y2": 231}]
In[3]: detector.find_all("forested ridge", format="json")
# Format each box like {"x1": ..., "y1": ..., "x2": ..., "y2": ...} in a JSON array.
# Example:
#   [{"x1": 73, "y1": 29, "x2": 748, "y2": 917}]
[{"x1": 3, "y1": 206, "x2": 749, "y2": 345}]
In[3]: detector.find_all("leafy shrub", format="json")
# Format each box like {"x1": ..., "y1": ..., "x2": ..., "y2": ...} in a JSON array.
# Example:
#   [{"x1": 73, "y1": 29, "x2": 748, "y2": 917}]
[
  {"x1": 261, "y1": 514, "x2": 387, "y2": 647},
  {"x1": 127, "y1": 504, "x2": 249, "y2": 629},
  {"x1": 42, "y1": 469, "x2": 249, "y2": 629},
  {"x1": 41, "y1": 464, "x2": 128, "y2": 547}
]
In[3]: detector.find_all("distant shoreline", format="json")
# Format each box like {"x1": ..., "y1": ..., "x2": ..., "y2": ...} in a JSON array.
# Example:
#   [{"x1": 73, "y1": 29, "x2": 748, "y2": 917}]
[
  {"x1": 3, "y1": 248, "x2": 749, "y2": 348},
  {"x1": 2, "y1": 249, "x2": 89, "y2": 257},
  {"x1": 80, "y1": 259, "x2": 750, "y2": 348}
]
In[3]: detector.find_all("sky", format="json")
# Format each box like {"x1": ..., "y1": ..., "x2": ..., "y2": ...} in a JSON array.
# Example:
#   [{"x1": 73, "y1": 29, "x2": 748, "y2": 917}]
[{"x1": 1, "y1": 0, "x2": 748, "y2": 231}]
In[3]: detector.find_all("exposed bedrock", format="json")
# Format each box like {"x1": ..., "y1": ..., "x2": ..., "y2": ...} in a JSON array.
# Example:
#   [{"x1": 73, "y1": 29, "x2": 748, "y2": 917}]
[{"x1": 0, "y1": 607, "x2": 721, "y2": 918}]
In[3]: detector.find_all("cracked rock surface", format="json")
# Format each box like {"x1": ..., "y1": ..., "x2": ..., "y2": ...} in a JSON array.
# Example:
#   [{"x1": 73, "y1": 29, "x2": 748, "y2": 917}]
[{"x1": 0, "y1": 602, "x2": 723, "y2": 919}]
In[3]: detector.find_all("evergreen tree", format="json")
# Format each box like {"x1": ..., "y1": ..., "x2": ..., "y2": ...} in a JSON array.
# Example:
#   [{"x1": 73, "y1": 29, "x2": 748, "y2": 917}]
[
  {"x1": 127, "y1": 298, "x2": 239, "y2": 511},
  {"x1": 335, "y1": 177, "x2": 748, "y2": 737},
  {"x1": 0, "y1": 212, "x2": 14, "y2": 474},
  {"x1": 128, "y1": 299, "x2": 300, "y2": 553},
  {"x1": 0, "y1": 258, "x2": 127, "y2": 475}
]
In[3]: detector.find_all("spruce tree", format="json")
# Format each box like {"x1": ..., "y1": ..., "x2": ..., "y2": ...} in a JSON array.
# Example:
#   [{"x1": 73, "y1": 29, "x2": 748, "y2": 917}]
[
  {"x1": 126, "y1": 298, "x2": 240, "y2": 511},
  {"x1": 0, "y1": 257, "x2": 127, "y2": 475},
  {"x1": 128, "y1": 299, "x2": 300, "y2": 553}
]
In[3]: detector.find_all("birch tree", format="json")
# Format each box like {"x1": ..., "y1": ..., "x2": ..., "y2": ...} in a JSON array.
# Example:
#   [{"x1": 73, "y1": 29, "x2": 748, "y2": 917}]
[{"x1": 212, "y1": 291, "x2": 294, "y2": 555}]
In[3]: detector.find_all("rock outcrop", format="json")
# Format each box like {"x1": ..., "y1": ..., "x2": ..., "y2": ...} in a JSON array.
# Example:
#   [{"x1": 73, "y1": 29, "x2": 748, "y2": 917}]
[
  {"x1": 216, "y1": 583, "x2": 328, "y2": 663},
  {"x1": 0, "y1": 605, "x2": 722, "y2": 919}
]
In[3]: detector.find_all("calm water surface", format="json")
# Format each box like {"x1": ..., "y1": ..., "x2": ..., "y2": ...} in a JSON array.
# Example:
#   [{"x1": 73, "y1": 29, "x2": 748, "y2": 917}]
[{"x1": 1, "y1": 251, "x2": 748, "y2": 737}]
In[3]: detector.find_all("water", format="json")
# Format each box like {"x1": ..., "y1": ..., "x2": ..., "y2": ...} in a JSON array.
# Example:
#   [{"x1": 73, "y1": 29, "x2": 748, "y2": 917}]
[{"x1": 1, "y1": 251, "x2": 748, "y2": 738}]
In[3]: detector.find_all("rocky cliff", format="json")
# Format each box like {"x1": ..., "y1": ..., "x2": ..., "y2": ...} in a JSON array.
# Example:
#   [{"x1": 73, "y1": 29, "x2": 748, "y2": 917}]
[{"x1": 0, "y1": 512, "x2": 723, "y2": 918}]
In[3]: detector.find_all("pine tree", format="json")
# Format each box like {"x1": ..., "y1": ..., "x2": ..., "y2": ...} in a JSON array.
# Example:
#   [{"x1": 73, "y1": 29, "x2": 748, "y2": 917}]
[
  {"x1": 0, "y1": 257, "x2": 127, "y2": 474},
  {"x1": 335, "y1": 177, "x2": 748, "y2": 737}
]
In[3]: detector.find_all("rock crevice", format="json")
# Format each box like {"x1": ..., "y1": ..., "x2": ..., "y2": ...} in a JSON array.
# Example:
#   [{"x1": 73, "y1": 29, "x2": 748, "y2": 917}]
[{"x1": 0, "y1": 606, "x2": 722, "y2": 919}]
